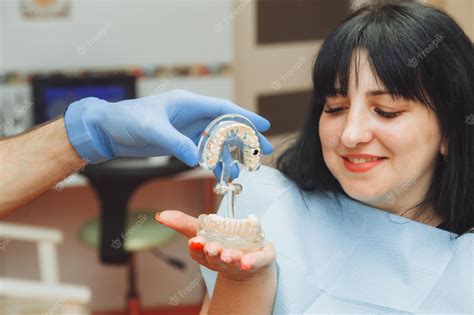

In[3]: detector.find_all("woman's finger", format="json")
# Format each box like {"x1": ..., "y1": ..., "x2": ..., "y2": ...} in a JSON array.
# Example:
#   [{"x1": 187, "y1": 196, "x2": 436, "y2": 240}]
[
  {"x1": 188, "y1": 236, "x2": 208, "y2": 266},
  {"x1": 240, "y1": 242, "x2": 276, "y2": 271},
  {"x1": 220, "y1": 248, "x2": 244, "y2": 269},
  {"x1": 156, "y1": 210, "x2": 197, "y2": 238},
  {"x1": 203, "y1": 242, "x2": 226, "y2": 270}
]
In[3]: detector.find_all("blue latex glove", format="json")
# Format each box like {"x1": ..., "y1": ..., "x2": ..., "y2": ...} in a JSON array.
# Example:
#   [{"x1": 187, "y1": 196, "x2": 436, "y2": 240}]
[{"x1": 64, "y1": 89, "x2": 273, "y2": 166}]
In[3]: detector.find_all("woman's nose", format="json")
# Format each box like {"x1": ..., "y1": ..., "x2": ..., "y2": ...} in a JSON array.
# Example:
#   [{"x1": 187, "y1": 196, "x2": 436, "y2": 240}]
[{"x1": 340, "y1": 110, "x2": 373, "y2": 148}]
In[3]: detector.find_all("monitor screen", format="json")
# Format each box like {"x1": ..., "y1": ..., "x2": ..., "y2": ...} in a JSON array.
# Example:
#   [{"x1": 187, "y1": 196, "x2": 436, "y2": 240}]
[
  {"x1": 42, "y1": 85, "x2": 127, "y2": 120},
  {"x1": 32, "y1": 75, "x2": 136, "y2": 124}
]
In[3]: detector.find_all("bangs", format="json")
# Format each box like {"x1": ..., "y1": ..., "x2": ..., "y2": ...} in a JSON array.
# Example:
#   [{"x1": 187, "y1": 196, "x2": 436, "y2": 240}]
[{"x1": 313, "y1": 4, "x2": 441, "y2": 110}]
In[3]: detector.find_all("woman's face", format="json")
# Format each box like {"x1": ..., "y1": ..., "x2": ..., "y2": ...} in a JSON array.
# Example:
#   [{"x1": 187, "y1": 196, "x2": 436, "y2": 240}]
[{"x1": 319, "y1": 50, "x2": 447, "y2": 219}]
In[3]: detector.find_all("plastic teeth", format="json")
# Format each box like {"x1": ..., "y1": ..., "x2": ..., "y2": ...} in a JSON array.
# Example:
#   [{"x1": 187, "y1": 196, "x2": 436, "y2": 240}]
[
  {"x1": 204, "y1": 123, "x2": 261, "y2": 170},
  {"x1": 197, "y1": 214, "x2": 265, "y2": 251},
  {"x1": 196, "y1": 115, "x2": 265, "y2": 251}
]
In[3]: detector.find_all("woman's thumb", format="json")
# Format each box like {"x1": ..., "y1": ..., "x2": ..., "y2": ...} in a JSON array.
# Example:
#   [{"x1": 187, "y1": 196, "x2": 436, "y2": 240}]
[{"x1": 156, "y1": 210, "x2": 198, "y2": 239}]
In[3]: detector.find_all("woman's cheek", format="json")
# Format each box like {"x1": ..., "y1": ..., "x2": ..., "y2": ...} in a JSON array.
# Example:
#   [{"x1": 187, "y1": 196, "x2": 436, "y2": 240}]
[
  {"x1": 371, "y1": 116, "x2": 401, "y2": 138},
  {"x1": 319, "y1": 118, "x2": 343, "y2": 149}
]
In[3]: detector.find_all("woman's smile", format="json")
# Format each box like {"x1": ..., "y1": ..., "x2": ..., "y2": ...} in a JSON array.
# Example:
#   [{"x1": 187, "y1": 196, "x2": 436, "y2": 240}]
[{"x1": 341, "y1": 154, "x2": 388, "y2": 173}]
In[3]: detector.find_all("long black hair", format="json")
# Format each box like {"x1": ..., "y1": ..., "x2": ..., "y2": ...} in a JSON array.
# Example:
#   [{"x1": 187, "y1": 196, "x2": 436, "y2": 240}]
[{"x1": 277, "y1": 2, "x2": 474, "y2": 236}]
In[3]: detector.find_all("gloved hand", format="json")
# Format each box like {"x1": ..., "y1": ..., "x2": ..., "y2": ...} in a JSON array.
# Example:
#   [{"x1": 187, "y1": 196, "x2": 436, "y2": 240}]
[{"x1": 64, "y1": 89, "x2": 273, "y2": 166}]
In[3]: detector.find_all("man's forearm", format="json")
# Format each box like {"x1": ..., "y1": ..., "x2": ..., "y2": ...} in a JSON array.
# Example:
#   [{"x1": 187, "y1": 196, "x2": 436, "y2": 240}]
[
  {"x1": 209, "y1": 264, "x2": 277, "y2": 315},
  {"x1": 0, "y1": 118, "x2": 86, "y2": 217}
]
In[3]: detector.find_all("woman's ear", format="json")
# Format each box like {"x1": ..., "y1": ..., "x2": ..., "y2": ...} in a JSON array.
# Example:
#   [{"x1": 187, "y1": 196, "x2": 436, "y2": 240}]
[{"x1": 440, "y1": 136, "x2": 448, "y2": 156}]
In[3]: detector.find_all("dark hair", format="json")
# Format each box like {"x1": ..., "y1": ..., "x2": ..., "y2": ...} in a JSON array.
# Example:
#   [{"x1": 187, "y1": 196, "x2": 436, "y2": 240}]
[{"x1": 277, "y1": 2, "x2": 474, "y2": 236}]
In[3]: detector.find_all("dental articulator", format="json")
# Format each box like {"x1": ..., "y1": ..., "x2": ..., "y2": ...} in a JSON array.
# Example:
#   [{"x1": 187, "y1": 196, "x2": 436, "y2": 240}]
[{"x1": 196, "y1": 114, "x2": 265, "y2": 251}]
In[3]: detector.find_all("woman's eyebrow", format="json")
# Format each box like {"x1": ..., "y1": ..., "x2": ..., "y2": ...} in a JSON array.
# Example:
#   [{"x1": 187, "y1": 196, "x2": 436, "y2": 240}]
[
  {"x1": 366, "y1": 89, "x2": 390, "y2": 96},
  {"x1": 331, "y1": 88, "x2": 391, "y2": 97}
]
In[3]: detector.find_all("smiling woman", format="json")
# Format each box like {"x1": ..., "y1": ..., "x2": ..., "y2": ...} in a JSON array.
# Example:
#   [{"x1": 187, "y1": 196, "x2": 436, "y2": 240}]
[
  {"x1": 277, "y1": 2, "x2": 474, "y2": 236},
  {"x1": 158, "y1": 2, "x2": 473, "y2": 315},
  {"x1": 318, "y1": 49, "x2": 448, "y2": 226},
  {"x1": 201, "y1": 2, "x2": 472, "y2": 314}
]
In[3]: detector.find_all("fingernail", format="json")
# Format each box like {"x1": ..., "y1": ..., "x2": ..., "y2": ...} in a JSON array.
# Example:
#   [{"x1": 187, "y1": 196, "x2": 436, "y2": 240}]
[
  {"x1": 206, "y1": 248, "x2": 217, "y2": 257},
  {"x1": 155, "y1": 211, "x2": 162, "y2": 223},
  {"x1": 190, "y1": 241, "x2": 204, "y2": 251},
  {"x1": 221, "y1": 255, "x2": 231, "y2": 263},
  {"x1": 241, "y1": 263, "x2": 251, "y2": 271}
]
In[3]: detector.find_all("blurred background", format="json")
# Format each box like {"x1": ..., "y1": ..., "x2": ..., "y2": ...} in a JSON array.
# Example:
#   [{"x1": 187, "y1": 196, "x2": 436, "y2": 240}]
[{"x1": 0, "y1": 0, "x2": 472, "y2": 314}]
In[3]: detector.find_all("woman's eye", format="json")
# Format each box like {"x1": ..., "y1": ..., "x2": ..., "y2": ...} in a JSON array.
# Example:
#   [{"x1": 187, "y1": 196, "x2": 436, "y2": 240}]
[
  {"x1": 374, "y1": 108, "x2": 401, "y2": 119},
  {"x1": 323, "y1": 107, "x2": 346, "y2": 114}
]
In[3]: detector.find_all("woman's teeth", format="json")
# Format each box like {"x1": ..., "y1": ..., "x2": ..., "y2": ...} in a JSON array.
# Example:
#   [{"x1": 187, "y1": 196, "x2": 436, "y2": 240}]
[{"x1": 346, "y1": 157, "x2": 384, "y2": 163}]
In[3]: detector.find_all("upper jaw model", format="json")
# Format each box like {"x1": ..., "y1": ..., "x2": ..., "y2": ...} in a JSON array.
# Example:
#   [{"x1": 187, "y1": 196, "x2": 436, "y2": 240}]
[{"x1": 196, "y1": 114, "x2": 265, "y2": 251}]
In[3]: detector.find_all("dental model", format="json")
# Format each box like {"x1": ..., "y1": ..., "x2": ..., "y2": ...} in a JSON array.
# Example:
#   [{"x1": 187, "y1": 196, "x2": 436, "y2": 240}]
[
  {"x1": 203, "y1": 122, "x2": 261, "y2": 171},
  {"x1": 196, "y1": 114, "x2": 265, "y2": 251}
]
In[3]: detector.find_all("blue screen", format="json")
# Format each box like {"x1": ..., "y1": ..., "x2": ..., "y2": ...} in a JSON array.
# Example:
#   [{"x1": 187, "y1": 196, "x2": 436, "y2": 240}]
[{"x1": 43, "y1": 85, "x2": 127, "y2": 120}]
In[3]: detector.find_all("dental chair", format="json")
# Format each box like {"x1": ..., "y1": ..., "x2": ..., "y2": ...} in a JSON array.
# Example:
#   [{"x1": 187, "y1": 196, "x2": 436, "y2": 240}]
[
  {"x1": 77, "y1": 156, "x2": 214, "y2": 314},
  {"x1": 0, "y1": 222, "x2": 91, "y2": 315}
]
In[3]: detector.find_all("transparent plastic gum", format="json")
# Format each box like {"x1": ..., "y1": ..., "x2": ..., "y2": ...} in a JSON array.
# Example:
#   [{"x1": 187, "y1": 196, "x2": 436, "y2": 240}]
[{"x1": 196, "y1": 114, "x2": 265, "y2": 251}]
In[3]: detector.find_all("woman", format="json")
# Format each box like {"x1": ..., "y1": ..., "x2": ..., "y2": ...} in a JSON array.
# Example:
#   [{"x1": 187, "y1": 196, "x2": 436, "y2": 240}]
[{"x1": 157, "y1": 2, "x2": 473, "y2": 314}]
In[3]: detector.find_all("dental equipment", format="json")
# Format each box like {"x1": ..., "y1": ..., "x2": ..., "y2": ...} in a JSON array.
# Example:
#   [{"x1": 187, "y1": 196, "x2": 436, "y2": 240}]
[{"x1": 196, "y1": 114, "x2": 265, "y2": 251}]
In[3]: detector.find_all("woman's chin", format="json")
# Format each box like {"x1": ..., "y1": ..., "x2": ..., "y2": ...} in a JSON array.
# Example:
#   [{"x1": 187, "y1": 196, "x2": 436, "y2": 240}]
[{"x1": 341, "y1": 185, "x2": 390, "y2": 204}]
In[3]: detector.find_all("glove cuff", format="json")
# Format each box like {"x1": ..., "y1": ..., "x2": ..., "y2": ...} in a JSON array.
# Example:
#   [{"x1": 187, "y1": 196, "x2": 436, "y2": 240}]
[{"x1": 64, "y1": 97, "x2": 112, "y2": 164}]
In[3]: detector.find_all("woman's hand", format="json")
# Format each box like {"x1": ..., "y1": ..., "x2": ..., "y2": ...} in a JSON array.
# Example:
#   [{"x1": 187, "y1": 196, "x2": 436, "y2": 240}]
[
  {"x1": 157, "y1": 210, "x2": 277, "y2": 314},
  {"x1": 155, "y1": 210, "x2": 276, "y2": 281}
]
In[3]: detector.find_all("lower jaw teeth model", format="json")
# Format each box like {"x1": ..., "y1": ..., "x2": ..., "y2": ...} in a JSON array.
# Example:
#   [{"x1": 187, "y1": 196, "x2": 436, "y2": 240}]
[{"x1": 196, "y1": 114, "x2": 265, "y2": 251}]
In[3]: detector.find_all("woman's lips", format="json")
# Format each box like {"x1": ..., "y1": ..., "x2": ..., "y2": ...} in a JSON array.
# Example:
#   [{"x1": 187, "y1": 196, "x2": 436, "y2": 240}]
[{"x1": 341, "y1": 156, "x2": 388, "y2": 173}]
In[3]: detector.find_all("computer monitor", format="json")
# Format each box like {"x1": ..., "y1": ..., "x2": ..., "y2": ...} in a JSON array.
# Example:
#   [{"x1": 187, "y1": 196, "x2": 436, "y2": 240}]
[{"x1": 32, "y1": 74, "x2": 136, "y2": 124}]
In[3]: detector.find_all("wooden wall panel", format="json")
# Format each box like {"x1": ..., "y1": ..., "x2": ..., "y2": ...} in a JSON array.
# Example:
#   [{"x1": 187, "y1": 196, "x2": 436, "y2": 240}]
[
  {"x1": 258, "y1": 89, "x2": 312, "y2": 136},
  {"x1": 257, "y1": 0, "x2": 352, "y2": 44}
]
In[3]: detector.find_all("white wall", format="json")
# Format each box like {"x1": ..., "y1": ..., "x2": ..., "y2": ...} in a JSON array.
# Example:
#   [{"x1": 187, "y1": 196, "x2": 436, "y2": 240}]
[
  {"x1": 0, "y1": 0, "x2": 236, "y2": 137},
  {"x1": 0, "y1": 0, "x2": 233, "y2": 72},
  {"x1": 138, "y1": 76, "x2": 234, "y2": 99}
]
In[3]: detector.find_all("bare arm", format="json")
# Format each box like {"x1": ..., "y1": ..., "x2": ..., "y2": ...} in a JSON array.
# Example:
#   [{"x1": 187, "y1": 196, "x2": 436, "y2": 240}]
[
  {"x1": 208, "y1": 263, "x2": 277, "y2": 315},
  {"x1": 199, "y1": 293, "x2": 211, "y2": 315},
  {"x1": 0, "y1": 118, "x2": 86, "y2": 217},
  {"x1": 199, "y1": 265, "x2": 277, "y2": 315}
]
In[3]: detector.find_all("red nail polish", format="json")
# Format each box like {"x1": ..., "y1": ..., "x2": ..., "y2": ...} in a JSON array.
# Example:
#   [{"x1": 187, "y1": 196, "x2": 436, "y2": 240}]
[
  {"x1": 190, "y1": 241, "x2": 204, "y2": 251},
  {"x1": 241, "y1": 263, "x2": 251, "y2": 271},
  {"x1": 155, "y1": 212, "x2": 162, "y2": 223}
]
